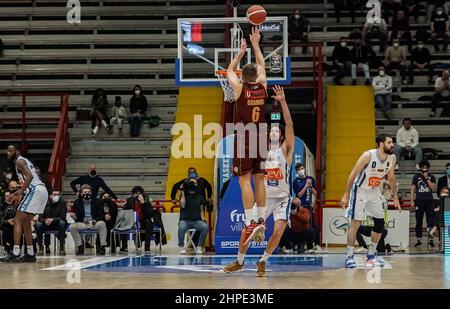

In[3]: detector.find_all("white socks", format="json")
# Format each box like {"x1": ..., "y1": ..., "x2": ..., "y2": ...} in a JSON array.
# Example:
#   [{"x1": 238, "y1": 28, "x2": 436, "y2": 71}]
[
  {"x1": 13, "y1": 245, "x2": 20, "y2": 256},
  {"x1": 92, "y1": 126, "x2": 99, "y2": 135},
  {"x1": 244, "y1": 209, "x2": 254, "y2": 226},
  {"x1": 347, "y1": 246, "x2": 354, "y2": 258},
  {"x1": 368, "y1": 241, "x2": 378, "y2": 256},
  {"x1": 101, "y1": 120, "x2": 108, "y2": 128},
  {"x1": 237, "y1": 252, "x2": 245, "y2": 265},
  {"x1": 27, "y1": 246, "x2": 34, "y2": 256},
  {"x1": 256, "y1": 207, "x2": 265, "y2": 221},
  {"x1": 259, "y1": 251, "x2": 270, "y2": 263}
]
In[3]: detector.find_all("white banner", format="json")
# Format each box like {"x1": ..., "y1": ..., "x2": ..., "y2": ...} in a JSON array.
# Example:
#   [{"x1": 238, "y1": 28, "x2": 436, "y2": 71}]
[{"x1": 322, "y1": 208, "x2": 409, "y2": 247}]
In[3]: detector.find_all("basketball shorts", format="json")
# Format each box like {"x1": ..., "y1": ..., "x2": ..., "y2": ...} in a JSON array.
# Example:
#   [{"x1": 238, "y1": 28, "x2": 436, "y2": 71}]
[
  {"x1": 265, "y1": 195, "x2": 291, "y2": 222},
  {"x1": 232, "y1": 132, "x2": 267, "y2": 176},
  {"x1": 18, "y1": 184, "x2": 48, "y2": 215},
  {"x1": 345, "y1": 185, "x2": 385, "y2": 221}
]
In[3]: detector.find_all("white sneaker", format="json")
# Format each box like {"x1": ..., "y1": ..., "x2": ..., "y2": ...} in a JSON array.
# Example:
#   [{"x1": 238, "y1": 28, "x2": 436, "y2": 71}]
[
  {"x1": 394, "y1": 164, "x2": 399, "y2": 171},
  {"x1": 196, "y1": 247, "x2": 204, "y2": 255},
  {"x1": 313, "y1": 245, "x2": 323, "y2": 253},
  {"x1": 285, "y1": 248, "x2": 293, "y2": 254},
  {"x1": 305, "y1": 249, "x2": 315, "y2": 254},
  {"x1": 415, "y1": 164, "x2": 420, "y2": 170},
  {"x1": 179, "y1": 246, "x2": 186, "y2": 254}
]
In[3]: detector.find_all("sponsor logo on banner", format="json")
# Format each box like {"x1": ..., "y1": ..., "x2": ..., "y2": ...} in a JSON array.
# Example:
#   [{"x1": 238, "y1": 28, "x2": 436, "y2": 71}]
[
  {"x1": 259, "y1": 23, "x2": 281, "y2": 32},
  {"x1": 329, "y1": 216, "x2": 350, "y2": 236}
]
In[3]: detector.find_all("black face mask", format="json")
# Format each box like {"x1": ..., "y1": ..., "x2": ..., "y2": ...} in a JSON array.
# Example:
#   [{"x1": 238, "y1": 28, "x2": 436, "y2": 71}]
[
  {"x1": 114, "y1": 102, "x2": 121, "y2": 107},
  {"x1": 83, "y1": 194, "x2": 91, "y2": 200},
  {"x1": 103, "y1": 197, "x2": 111, "y2": 202},
  {"x1": 89, "y1": 170, "x2": 97, "y2": 177}
]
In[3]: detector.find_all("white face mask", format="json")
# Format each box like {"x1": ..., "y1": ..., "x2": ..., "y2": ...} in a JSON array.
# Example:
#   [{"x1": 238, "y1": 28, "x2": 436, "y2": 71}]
[
  {"x1": 393, "y1": 43, "x2": 399, "y2": 48},
  {"x1": 341, "y1": 42, "x2": 347, "y2": 47},
  {"x1": 418, "y1": 44, "x2": 424, "y2": 49},
  {"x1": 437, "y1": 10, "x2": 443, "y2": 15},
  {"x1": 297, "y1": 170, "x2": 305, "y2": 177},
  {"x1": 134, "y1": 90, "x2": 140, "y2": 95},
  {"x1": 379, "y1": 70, "x2": 385, "y2": 76},
  {"x1": 6, "y1": 173, "x2": 12, "y2": 180},
  {"x1": 52, "y1": 195, "x2": 60, "y2": 203},
  {"x1": 294, "y1": 14, "x2": 300, "y2": 19}
]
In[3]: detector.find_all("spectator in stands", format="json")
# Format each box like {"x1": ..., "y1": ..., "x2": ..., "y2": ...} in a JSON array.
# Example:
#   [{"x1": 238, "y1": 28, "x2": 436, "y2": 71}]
[
  {"x1": 292, "y1": 163, "x2": 321, "y2": 252},
  {"x1": 129, "y1": 85, "x2": 148, "y2": 137},
  {"x1": 384, "y1": 39, "x2": 408, "y2": 84},
  {"x1": 437, "y1": 162, "x2": 450, "y2": 194},
  {"x1": 363, "y1": 18, "x2": 388, "y2": 53},
  {"x1": 281, "y1": 198, "x2": 315, "y2": 253},
  {"x1": 108, "y1": 96, "x2": 127, "y2": 136},
  {"x1": 0, "y1": 191, "x2": 16, "y2": 255},
  {"x1": 430, "y1": 6, "x2": 449, "y2": 51},
  {"x1": 70, "y1": 184, "x2": 107, "y2": 255},
  {"x1": 372, "y1": 65, "x2": 394, "y2": 119},
  {"x1": 171, "y1": 167, "x2": 213, "y2": 209},
  {"x1": 431, "y1": 70, "x2": 450, "y2": 117},
  {"x1": 411, "y1": 160, "x2": 436, "y2": 247},
  {"x1": 120, "y1": 186, "x2": 156, "y2": 254},
  {"x1": 393, "y1": 118, "x2": 423, "y2": 170},
  {"x1": 177, "y1": 177, "x2": 208, "y2": 255},
  {"x1": 350, "y1": 37, "x2": 374, "y2": 86},
  {"x1": 427, "y1": 0, "x2": 448, "y2": 22},
  {"x1": 35, "y1": 190, "x2": 67, "y2": 256},
  {"x1": 402, "y1": 0, "x2": 424, "y2": 23},
  {"x1": 91, "y1": 88, "x2": 109, "y2": 137},
  {"x1": 391, "y1": 9, "x2": 412, "y2": 52},
  {"x1": 382, "y1": 0, "x2": 401, "y2": 23},
  {"x1": 99, "y1": 191, "x2": 118, "y2": 248},
  {"x1": 332, "y1": 37, "x2": 352, "y2": 85},
  {"x1": 428, "y1": 186, "x2": 449, "y2": 239},
  {"x1": 334, "y1": 0, "x2": 361, "y2": 24},
  {"x1": 288, "y1": 9, "x2": 311, "y2": 54},
  {"x1": 70, "y1": 164, "x2": 117, "y2": 200},
  {"x1": 408, "y1": 40, "x2": 434, "y2": 85}
]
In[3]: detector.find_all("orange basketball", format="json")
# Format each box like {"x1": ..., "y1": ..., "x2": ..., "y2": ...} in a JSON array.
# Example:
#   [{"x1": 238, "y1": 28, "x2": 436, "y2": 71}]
[{"x1": 246, "y1": 5, "x2": 267, "y2": 26}]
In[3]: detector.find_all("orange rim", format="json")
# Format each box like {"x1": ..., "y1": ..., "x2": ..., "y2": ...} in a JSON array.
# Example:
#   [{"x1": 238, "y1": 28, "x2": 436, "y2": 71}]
[{"x1": 216, "y1": 69, "x2": 241, "y2": 77}]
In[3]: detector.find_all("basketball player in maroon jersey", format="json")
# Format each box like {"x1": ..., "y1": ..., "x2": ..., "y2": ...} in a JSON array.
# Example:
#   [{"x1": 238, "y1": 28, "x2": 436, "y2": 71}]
[{"x1": 223, "y1": 27, "x2": 268, "y2": 273}]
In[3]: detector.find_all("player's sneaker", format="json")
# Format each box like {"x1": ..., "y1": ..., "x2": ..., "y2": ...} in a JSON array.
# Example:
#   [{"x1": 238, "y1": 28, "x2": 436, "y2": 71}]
[
  {"x1": 253, "y1": 218, "x2": 266, "y2": 243},
  {"x1": 242, "y1": 220, "x2": 258, "y2": 246},
  {"x1": 366, "y1": 254, "x2": 385, "y2": 268},
  {"x1": 0, "y1": 252, "x2": 20, "y2": 263},
  {"x1": 345, "y1": 256, "x2": 357, "y2": 268},
  {"x1": 256, "y1": 261, "x2": 266, "y2": 277},
  {"x1": 19, "y1": 254, "x2": 36, "y2": 263},
  {"x1": 222, "y1": 261, "x2": 243, "y2": 274}
]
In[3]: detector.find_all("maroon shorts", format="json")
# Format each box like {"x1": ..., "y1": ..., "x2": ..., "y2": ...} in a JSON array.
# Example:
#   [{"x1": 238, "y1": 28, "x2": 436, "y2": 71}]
[{"x1": 232, "y1": 132, "x2": 267, "y2": 176}]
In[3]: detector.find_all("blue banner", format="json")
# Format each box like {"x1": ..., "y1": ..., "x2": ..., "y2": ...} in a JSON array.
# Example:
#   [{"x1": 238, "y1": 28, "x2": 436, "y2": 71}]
[{"x1": 215, "y1": 136, "x2": 307, "y2": 254}]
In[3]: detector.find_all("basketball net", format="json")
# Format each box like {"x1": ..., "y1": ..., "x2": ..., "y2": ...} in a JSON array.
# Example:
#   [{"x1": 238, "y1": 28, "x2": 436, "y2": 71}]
[{"x1": 215, "y1": 69, "x2": 241, "y2": 102}]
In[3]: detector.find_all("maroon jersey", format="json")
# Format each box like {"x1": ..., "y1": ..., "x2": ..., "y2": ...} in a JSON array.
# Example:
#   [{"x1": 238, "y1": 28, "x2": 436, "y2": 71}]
[{"x1": 233, "y1": 82, "x2": 267, "y2": 125}]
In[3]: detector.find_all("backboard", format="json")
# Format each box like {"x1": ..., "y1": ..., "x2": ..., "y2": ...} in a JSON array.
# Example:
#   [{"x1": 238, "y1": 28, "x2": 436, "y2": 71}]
[{"x1": 176, "y1": 16, "x2": 290, "y2": 86}]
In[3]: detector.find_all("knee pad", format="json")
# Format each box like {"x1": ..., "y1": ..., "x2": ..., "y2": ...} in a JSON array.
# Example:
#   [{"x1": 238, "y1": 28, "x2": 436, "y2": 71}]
[{"x1": 373, "y1": 218, "x2": 385, "y2": 234}]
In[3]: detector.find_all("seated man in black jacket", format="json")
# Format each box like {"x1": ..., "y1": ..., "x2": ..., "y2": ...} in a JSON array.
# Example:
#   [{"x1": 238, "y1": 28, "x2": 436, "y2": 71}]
[
  {"x1": 70, "y1": 184, "x2": 107, "y2": 255},
  {"x1": 332, "y1": 37, "x2": 352, "y2": 85},
  {"x1": 0, "y1": 191, "x2": 16, "y2": 254},
  {"x1": 35, "y1": 190, "x2": 67, "y2": 255},
  {"x1": 120, "y1": 186, "x2": 155, "y2": 254}
]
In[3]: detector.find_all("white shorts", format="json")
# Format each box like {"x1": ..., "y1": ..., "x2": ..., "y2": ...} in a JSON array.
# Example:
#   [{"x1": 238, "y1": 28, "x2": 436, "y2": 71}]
[
  {"x1": 18, "y1": 184, "x2": 48, "y2": 215},
  {"x1": 264, "y1": 195, "x2": 291, "y2": 222},
  {"x1": 346, "y1": 185, "x2": 385, "y2": 221}
]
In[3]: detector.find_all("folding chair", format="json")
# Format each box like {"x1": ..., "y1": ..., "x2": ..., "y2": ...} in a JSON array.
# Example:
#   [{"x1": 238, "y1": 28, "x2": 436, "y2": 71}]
[
  {"x1": 110, "y1": 211, "x2": 141, "y2": 254},
  {"x1": 79, "y1": 229, "x2": 100, "y2": 255},
  {"x1": 185, "y1": 229, "x2": 197, "y2": 253},
  {"x1": 42, "y1": 230, "x2": 61, "y2": 255}
]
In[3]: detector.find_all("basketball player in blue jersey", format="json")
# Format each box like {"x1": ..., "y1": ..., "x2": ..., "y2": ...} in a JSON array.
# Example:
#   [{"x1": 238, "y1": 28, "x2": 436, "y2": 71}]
[
  {"x1": 341, "y1": 134, "x2": 402, "y2": 268},
  {"x1": 223, "y1": 85, "x2": 294, "y2": 276},
  {"x1": 2, "y1": 145, "x2": 48, "y2": 262}
]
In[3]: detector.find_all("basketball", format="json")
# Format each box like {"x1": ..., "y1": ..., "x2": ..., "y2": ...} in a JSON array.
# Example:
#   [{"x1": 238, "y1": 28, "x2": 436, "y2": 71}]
[{"x1": 246, "y1": 5, "x2": 267, "y2": 25}]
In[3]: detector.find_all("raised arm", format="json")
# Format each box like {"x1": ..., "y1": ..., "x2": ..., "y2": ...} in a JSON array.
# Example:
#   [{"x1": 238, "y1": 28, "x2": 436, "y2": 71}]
[
  {"x1": 249, "y1": 26, "x2": 267, "y2": 88},
  {"x1": 272, "y1": 85, "x2": 294, "y2": 163},
  {"x1": 227, "y1": 38, "x2": 247, "y2": 100}
]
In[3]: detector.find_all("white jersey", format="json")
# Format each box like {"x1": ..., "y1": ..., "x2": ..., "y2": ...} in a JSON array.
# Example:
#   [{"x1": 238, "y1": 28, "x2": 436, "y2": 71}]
[
  {"x1": 353, "y1": 149, "x2": 394, "y2": 196},
  {"x1": 15, "y1": 156, "x2": 44, "y2": 188},
  {"x1": 264, "y1": 146, "x2": 290, "y2": 198}
]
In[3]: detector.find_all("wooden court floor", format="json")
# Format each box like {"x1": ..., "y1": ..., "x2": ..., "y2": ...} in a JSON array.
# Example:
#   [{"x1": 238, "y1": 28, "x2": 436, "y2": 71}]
[{"x1": 0, "y1": 252, "x2": 449, "y2": 289}]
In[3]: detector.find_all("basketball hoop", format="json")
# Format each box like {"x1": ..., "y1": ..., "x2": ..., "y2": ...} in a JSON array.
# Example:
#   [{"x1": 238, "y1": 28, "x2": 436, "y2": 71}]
[{"x1": 215, "y1": 69, "x2": 241, "y2": 102}]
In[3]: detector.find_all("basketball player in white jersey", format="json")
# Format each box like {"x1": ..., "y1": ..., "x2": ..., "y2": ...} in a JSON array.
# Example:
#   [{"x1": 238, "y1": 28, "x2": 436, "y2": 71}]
[
  {"x1": 2, "y1": 144, "x2": 48, "y2": 262},
  {"x1": 223, "y1": 85, "x2": 294, "y2": 276},
  {"x1": 341, "y1": 134, "x2": 401, "y2": 268}
]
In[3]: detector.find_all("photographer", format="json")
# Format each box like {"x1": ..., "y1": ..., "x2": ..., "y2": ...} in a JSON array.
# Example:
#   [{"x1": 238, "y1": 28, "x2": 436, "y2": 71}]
[
  {"x1": 171, "y1": 167, "x2": 213, "y2": 211},
  {"x1": 411, "y1": 160, "x2": 437, "y2": 247},
  {"x1": 177, "y1": 176, "x2": 208, "y2": 255},
  {"x1": 120, "y1": 186, "x2": 155, "y2": 254},
  {"x1": 280, "y1": 198, "x2": 315, "y2": 253}
]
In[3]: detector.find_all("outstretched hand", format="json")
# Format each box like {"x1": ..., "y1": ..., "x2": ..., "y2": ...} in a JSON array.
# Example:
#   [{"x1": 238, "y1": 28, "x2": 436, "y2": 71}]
[
  {"x1": 239, "y1": 38, "x2": 247, "y2": 54},
  {"x1": 271, "y1": 85, "x2": 285, "y2": 102},
  {"x1": 249, "y1": 26, "x2": 261, "y2": 46}
]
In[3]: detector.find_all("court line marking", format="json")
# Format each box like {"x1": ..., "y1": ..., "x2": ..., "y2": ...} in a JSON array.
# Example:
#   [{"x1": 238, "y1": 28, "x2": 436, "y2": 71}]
[{"x1": 41, "y1": 256, "x2": 128, "y2": 271}]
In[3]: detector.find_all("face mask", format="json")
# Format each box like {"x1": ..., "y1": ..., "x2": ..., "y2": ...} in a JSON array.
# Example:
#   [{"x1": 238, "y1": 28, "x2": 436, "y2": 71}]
[
  {"x1": 379, "y1": 71, "x2": 385, "y2": 76},
  {"x1": 437, "y1": 11, "x2": 443, "y2": 15},
  {"x1": 52, "y1": 195, "x2": 60, "y2": 203},
  {"x1": 89, "y1": 170, "x2": 97, "y2": 177},
  {"x1": 188, "y1": 172, "x2": 198, "y2": 179},
  {"x1": 341, "y1": 42, "x2": 347, "y2": 47},
  {"x1": 441, "y1": 193, "x2": 449, "y2": 197},
  {"x1": 114, "y1": 102, "x2": 121, "y2": 107},
  {"x1": 83, "y1": 194, "x2": 91, "y2": 200},
  {"x1": 421, "y1": 170, "x2": 429, "y2": 174},
  {"x1": 134, "y1": 90, "x2": 140, "y2": 95},
  {"x1": 393, "y1": 43, "x2": 399, "y2": 48},
  {"x1": 418, "y1": 44, "x2": 424, "y2": 49},
  {"x1": 103, "y1": 196, "x2": 111, "y2": 201},
  {"x1": 5, "y1": 173, "x2": 12, "y2": 181},
  {"x1": 290, "y1": 209, "x2": 297, "y2": 215},
  {"x1": 294, "y1": 14, "x2": 300, "y2": 19},
  {"x1": 297, "y1": 170, "x2": 305, "y2": 177}
]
